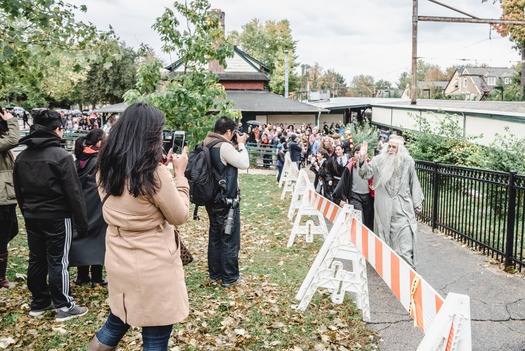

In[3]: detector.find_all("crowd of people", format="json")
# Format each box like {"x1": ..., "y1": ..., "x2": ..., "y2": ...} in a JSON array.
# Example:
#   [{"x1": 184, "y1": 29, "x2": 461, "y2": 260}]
[
  {"x1": 276, "y1": 123, "x2": 424, "y2": 269},
  {"x1": 0, "y1": 104, "x2": 253, "y2": 350},
  {"x1": 0, "y1": 103, "x2": 424, "y2": 349}
]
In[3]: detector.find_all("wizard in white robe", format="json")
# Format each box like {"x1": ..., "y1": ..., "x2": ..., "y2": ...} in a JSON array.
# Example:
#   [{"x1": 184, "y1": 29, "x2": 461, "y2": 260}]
[{"x1": 358, "y1": 135, "x2": 424, "y2": 269}]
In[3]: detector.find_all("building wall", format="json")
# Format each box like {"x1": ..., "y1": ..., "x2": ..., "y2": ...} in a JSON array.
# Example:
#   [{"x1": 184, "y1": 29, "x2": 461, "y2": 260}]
[
  {"x1": 319, "y1": 112, "x2": 344, "y2": 125},
  {"x1": 224, "y1": 54, "x2": 258, "y2": 72},
  {"x1": 221, "y1": 81, "x2": 264, "y2": 90},
  {"x1": 371, "y1": 106, "x2": 525, "y2": 146}
]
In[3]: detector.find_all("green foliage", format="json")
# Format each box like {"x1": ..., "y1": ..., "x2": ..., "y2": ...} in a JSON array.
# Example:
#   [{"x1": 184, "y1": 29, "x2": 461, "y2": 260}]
[
  {"x1": 348, "y1": 74, "x2": 375, "y2": 97},
  {"x1": 403, "y1": 112, "x2": 525, "y2": 175},
  {"x1": 125, "y1": 0, "x2": 235, "y2": 146},
  {"x1": 82, "y1": 40, "x2": 138, "y2": 108},
  {"x1": 404, "y1": 112, "x2": 486, "y2": 167},
  {"x1": 229, "y1": 18, "x2": 299, "y2": 95},
  {"x1": 346, "y1": 119, "x2": 379, "y2": 157},
  {"x1": 0, "y1": 0, "x2": 115, "y2": 106},
  {"x1": 485, "y1": 127, "x2": 525, "y2": 174}
]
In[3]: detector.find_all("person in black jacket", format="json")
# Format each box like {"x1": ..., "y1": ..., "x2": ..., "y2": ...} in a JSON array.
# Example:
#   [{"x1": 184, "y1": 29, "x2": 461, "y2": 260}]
[
  {"x1": 325, "y1": 144, "x2": 348, "y2": 200},
  {"x1": 332, "y1": 144, "x2": 374, "y2": 229},
  {"x1": 13, "y1": 109, "x2": 89, "y2": 322},
  {"x1": 310, "y1": 149, "x2": 329, "y2": 197},
  {"x1": 70, "y1": 128, "x2": 108, "y2": 288},
  {"x1": 288, "y1": 134, "x2": 303, "y2": 169}
]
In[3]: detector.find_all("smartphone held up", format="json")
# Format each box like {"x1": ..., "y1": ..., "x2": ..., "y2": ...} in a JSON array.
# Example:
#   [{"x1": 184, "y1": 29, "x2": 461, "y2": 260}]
[{"x1": 163, "y1": 130, "x2": 186, "y2": 155}]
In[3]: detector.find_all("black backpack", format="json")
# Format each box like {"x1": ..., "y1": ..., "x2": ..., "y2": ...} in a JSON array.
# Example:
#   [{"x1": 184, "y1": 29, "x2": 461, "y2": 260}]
[{"x1": 184, "y1": 139, "x2": 223, "y2": 206}]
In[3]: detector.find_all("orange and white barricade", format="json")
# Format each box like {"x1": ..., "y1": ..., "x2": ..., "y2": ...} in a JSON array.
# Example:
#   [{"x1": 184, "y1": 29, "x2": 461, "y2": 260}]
[
  {"x1": 287, "y1": 185, "x2": 337, "y2": 247},
  {"x1": 278, "y1": 153, "x2": 292, "y2": 188},
  {"x1": 287, "y1": 169, "x2": 312, "y2": 220},
  {"x1": 280, "y1": 161, "x2": 299, "y2": 200},
  {"x1": 289, "y1": 187, "x2": 472, "y2": 350},
  {"x1": 295, "y1": 203, "x2": 370, "y2": 320},
  {"x1": 349, "y1": 219, "x2": 472, "y2": 351}
]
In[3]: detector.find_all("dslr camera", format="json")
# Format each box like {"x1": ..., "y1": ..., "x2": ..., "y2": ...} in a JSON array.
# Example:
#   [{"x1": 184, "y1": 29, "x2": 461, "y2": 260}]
[{"x1": 217, "y1": 179, "x2": 240, "y2": 235}]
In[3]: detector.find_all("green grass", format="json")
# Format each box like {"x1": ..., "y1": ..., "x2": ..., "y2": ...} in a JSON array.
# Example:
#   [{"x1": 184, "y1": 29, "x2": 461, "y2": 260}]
[{"x1": 0, "y1": 174, "x2": 377, "y2": 350}]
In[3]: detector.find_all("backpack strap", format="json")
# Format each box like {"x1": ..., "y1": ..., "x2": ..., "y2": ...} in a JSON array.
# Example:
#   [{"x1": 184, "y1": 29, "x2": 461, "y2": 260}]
[{"x1": 205, "y1": 139, "x2": 224, "y2": 149}]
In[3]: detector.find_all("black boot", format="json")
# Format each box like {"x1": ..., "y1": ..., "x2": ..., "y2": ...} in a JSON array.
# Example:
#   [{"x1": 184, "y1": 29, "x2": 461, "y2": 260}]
[
  {"x1": 75, "y1": 266, "x2": 91, "y2": 285},
  {"x1": 91, "y1": 265, "x2": 107, "y2": 288},
  {"x1": 0, "y1": 253, "x2": 16, "y2": 289}
]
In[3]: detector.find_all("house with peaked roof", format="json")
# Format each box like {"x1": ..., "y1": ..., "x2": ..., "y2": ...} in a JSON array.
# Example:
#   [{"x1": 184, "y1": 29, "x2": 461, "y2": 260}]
[
  {"x1": 165, "y1": 7, "x2": 326, "y2": 130},
  {"x1": 166, "y1": 45, "x2": 326, "y2": 130},
  {"x1": 444, "y1": 67, "x2": 516, "y2": 101}
]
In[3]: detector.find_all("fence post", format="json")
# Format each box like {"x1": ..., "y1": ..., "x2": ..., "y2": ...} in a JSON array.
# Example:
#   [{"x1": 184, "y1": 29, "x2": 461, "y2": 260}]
[
  {"x1": 431, "y1": 161, "x2": 440, "y2": 231},
  {"x1": 505, "y1": 170, "x2": 517, "y2": 270}
]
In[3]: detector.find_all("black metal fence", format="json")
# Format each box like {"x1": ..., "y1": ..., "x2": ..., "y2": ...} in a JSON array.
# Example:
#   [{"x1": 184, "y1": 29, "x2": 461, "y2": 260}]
[{"x1": 416, "y1": 161, "x2": 525, "y2": 272}]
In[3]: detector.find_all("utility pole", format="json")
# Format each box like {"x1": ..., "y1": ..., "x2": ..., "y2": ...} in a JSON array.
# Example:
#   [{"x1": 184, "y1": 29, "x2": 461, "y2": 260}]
[
  {"x1": 411, "y1": 0, "x2": 418, "y2": 105},
  {"x1": 411, "y1": 0, "x2": 525, "y2": 105}
]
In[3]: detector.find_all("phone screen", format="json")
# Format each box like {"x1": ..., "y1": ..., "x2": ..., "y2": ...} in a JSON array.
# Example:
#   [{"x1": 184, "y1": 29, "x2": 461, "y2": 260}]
[
  {"x1": 162, "y1": 130, "x2": 174, "y2": 154},
  {"x1": 172, "y1": 131, "x2": 185, "y2": 155}
]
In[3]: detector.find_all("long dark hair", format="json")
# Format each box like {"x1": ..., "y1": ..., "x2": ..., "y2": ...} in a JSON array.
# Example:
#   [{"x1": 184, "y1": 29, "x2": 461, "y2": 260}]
[
  {"x1": 97, "y1": 102, "x2": 165, "y2": 197},
  {"x1": 74, "y1": 128, "x2": 105, "y2": 159}
]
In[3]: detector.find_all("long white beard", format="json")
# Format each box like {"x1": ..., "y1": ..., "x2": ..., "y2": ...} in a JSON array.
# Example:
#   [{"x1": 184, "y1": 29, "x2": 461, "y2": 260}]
[{"x1": 376, "y1": 152, "x2": 403, "y2": 190}]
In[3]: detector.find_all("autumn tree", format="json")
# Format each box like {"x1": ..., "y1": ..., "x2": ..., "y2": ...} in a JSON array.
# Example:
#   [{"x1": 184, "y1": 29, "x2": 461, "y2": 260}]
[
  {"x1": 0, "y1": 1, "x2": 114, "y2": 107},
  {"x1": 397, "y1": 72, "x2": 411, "y2": 90},
  {"x1": 348, "y1": 74, "x2": 375, "y2": 97},
  {"x1": 494, "y1": 0, "x2": 525, "y2": 98},
  {"x1": 229, "y1": 19, "x2": 298, "y2": 95},
  {"x1": 124, "y1": 0, "x2": 235, "y2": 144}
]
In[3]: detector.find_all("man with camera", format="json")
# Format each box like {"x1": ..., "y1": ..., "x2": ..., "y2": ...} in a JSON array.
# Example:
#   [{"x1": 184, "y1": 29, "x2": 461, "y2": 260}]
[{"x1": 203, "y1": 116, "x2": 249, "y2": 288}]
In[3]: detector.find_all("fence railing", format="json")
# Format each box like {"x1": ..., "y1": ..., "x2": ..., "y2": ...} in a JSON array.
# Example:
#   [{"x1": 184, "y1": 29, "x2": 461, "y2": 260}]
[
  {"x1": 416, "y1": 160, "x2": 525, "y2": 271},
  {"x1": 246, "y1": 142, "x2": 277, "y2": 169}
]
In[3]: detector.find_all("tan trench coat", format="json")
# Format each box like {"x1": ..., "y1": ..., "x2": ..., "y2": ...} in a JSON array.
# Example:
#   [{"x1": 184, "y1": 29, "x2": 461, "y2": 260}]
[{"x1": 99, "y1": 165, "x2": 190, "y2": 327}]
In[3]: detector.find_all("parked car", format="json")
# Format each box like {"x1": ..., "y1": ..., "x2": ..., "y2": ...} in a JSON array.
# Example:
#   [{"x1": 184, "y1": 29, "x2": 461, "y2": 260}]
[{"x1": 6, "y1": 106, "x2": 27, "y2": 118}]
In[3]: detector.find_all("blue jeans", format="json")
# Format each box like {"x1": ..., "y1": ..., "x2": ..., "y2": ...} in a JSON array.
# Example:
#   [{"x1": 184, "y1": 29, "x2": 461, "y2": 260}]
[
  {"x1": 205, "y1": 204, "x2": 241, "y2": 285},
  {"x1": 96, "y1": 312, "x2": 173, "y2": 351}
]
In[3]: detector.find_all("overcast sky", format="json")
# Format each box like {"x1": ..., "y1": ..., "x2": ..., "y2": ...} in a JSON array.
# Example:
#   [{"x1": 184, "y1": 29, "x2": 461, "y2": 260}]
[{"x1": 71, "y1": 0, "x2": 520, "y2": 85}]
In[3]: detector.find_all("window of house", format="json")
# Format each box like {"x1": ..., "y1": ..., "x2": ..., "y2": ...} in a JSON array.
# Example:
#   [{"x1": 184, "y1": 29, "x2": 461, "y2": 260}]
[
  {"x1": 487, "y1": 77, "x2": 496, "y2": 86},
  {"x1": 454, "y1": 80, "x2": 458, "y2": 88},
  {"x1": 505, "y1": 78, "x2": 511, "y2": 84},
  {"x1": 463, "y1": 78, "x2": 468, "y2": 88}
]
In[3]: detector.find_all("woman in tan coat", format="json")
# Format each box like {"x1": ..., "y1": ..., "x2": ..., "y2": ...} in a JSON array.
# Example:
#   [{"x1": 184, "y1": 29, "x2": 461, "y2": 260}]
[{"x1": 88, "y1": 103, "x2": 190, "y2": 351}]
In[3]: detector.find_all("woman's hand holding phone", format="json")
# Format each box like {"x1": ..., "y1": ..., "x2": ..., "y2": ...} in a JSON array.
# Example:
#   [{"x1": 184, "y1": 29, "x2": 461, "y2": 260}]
[{"x1": 170, "y1": 146, "x2": 188, "y2": 177}]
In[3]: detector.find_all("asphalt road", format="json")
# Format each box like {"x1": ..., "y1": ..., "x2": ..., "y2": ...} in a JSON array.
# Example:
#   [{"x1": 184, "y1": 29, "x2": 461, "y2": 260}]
[{"x1": 367, "y1": 224, "x2": 525, "y2": 351}]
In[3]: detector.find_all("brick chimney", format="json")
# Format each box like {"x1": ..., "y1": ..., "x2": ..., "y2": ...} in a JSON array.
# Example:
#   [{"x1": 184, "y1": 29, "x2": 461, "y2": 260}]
[{"x1": 209, "y1": 9, "x2": 225, "y2": 73}]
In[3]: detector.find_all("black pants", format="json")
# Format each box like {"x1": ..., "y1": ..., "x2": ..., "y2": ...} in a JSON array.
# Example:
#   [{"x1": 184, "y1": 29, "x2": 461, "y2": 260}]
[
  {"x1": 350, "y1": 193, "x2": 374, "y2": 230},
  {"x1": 205, "y1": 205, "x2": 241, "y2": 285},
  {"x1": 0, "y1": 204, "x2": 18, "y2": 254},
  {"x1": 25, "y1": 218, "x2": 75, "y2": 310}
]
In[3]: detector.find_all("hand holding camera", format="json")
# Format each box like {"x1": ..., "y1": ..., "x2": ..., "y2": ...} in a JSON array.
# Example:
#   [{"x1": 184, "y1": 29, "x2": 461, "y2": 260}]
[{"x1": 232, "y1": 131, "x2": 246, "y2": 146}]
